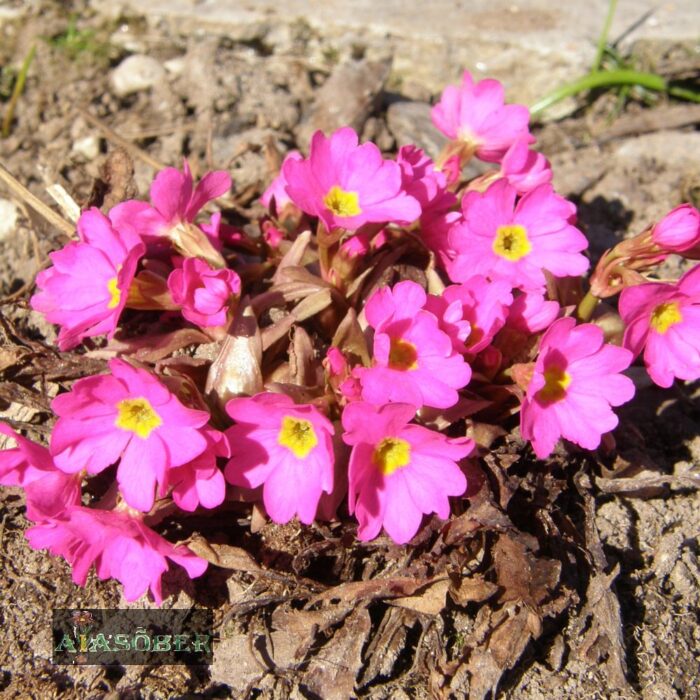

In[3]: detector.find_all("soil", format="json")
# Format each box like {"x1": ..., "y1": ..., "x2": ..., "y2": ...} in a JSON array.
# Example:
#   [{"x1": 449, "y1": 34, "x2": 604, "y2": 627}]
[{"x1": 0, "y1": 2, "x2": 699, "y2": 699}]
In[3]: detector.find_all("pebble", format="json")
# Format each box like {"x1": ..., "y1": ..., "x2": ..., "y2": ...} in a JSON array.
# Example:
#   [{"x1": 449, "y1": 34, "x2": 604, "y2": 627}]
[
  {"x1": 386, "y1": 101, "x2": 446, "y2": 159},
  {"x1": 0, "y1": 199, "x2": 19, "y2": 242},
  {"x1": 110, "y1": 54, "x2": 166, "y2": 97}
]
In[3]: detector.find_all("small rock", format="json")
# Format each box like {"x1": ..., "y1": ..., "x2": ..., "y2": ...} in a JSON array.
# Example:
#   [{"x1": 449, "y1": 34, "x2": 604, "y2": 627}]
[
  {"x1": 296, "y1": 59, "x2": 391, "y2": 149},
  {"x1": 386, "y1": 101, "x2": 446, "y2": 159},
  {"x1": 110, "y1": 54, "x2": 166, "y2": 97},
  {"x1": 71, "y1": 135, "x2": 101, "y2": 162},
  {"x1": 0, "y1": 199, "x2": 19, "y2": 241}
]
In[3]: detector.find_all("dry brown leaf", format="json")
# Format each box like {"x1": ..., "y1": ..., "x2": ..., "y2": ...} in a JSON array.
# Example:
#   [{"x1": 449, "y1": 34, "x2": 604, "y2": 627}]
[
  {"x1": 301, "y1": 606, "x2": 372, "y2": 700},
  {"x1": 449, "y1": 575, "x2": 499, "y2": 606},
  {"x1": 331, "y1": 307, "x2": 371, "y2": 365},
  {"x1": 103, "y1": 328, "x2": 211, "y2": 362},
  {"x1": 390, "y1": 578, "x2": 450, "y2": 615},
  {"x1": 187, "y1": 536, "x2": 262, "y2": 574},
  {"x1": 289, "y1": 325, "x2": 317, "y2": 387},
  {"x1": 310, "y1": 576, "x2": 446, "y2": 606},
  {"x1": 261, "y1": 289, "x2": 332, "y2": 350}
]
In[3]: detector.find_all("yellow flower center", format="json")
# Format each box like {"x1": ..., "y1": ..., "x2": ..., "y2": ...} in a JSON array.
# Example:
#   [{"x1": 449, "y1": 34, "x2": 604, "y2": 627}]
[
  {"x1": 373, "y1": 437, "x2": 411, "y2": 476},
  {"x1": 278, "y1": 416, "x2": 318, "y2": 458},
  {"x1": 323, "y1": 185, "x2": 362, "y2": 218},
  {"x1": 388, "y1": 338, "x2": 419, "y2": 371},
  {"x1": 536, "y1": 365, "x2": 571, "y2": 404},
  {"x1": 650, "y1": 301, "x2": 682, "y2": 334},
  {"x1": 115, "y1": 397, "x2": 162, "y2": 439},
  {"x1": 493, "y1": 224, "x2": 532, "y2": 261},
  {"x1": 107, "y1": 277, "x2": 121, "y2": 309}
]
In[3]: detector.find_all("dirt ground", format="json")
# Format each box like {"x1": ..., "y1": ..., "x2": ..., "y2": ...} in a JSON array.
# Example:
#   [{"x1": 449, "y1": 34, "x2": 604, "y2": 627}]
[{"x1": 0, "y1": 2, "x2": 699, "y2": 699}]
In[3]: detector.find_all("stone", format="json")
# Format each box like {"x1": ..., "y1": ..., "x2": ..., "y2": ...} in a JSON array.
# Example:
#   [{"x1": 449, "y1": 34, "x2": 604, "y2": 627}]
[
  {"x1": 110, "y1": 54, "x2": 166, "y2": 97},
  {"x1": 386, "y1": 101, "x2": 446, "y2": 159},
  {"x1": 0, "y1": 199, "x2": 19, "y2": 242},
  {"x1": 295, "y1": 59, "x2": 391, "y2": 149},
  {"x1": 71, "y1": 135, "x2": 101, "y2": 162}
]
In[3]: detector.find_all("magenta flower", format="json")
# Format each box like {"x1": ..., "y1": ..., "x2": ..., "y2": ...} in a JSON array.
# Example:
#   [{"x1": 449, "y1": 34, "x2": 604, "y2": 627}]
[
  {"x1": 447, "y1": 180, "x2": 589, "y2": 290},
  {"x1": 431, "y1": 70, "x2": 533, "y2": 162},
  {"x1": 282, "y1": 127, "x2": 421, "y2": 231},
  {"x1": 355, "y1": 281, "x2": 472, "y2": 409},
  {"x1": 168, "y1": 257, "x2": 241, "y2": 328},
  {"x1": 397, "y1": 145, "x2": 456, "y2": 218},
  {"x1": 26, "y1": 506, "x2": 207, "y2": 604},
  {"x1": 0, "y1": 423, "x2": 81, "y2": 520},
  {"x1": 425, "y1": 276, "x2": 513, "y2": 354},
  {"x1": 651, "y1": 204, "x2": 700, "y2": 253},
  {"x1": 50, "y1": 359, "x2": 211, "y2": 512},
  {"x1": 506, "y1": 290, "x2": 560, "y2": 334},
  {"x1": 31, "y1": 208, "x2": 144, "y2": 350},
  {"x1": 224, "y1": 393, "x2": 335, "y2": 524},
  {"x1": 260, "y1": 151, "x2": 302, "y2": 211},
  {"x1": 520, "y1": 317, "x2": 635, "y2": 458},
  {"x1": 619, "y1": 265, "x2": 700, "y2": 387},
  {"x1": 499, "y1": 138, "x2": 552, "y2": 194},
  {"x1": 168, "y1": 428, "x2": 229, "y2": 512},
  {"x1": 420, "y1": 209, "x2": 462, "y2": 269},
  {"x1": 109, "y1": 160, "x2": 231, "y2": 245},
  {"x1": 342, "y1": 402, "x2": 472, "y2": 543}
]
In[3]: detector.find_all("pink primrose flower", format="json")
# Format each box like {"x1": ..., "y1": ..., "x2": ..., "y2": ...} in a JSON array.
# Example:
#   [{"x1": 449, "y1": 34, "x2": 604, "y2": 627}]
[
  {"x1": 50, "y1": 359, "x2": 212, "y2": 512},
  {"x1": 431, "y1": 70, "x2": 534, "y2": 162},
  {"x1": 31, "y1": 208, "x2": 145, "y2": 350},
  {"x1": 0, "y1": 423, "x2": 81, "y2": 520},
  {"x1": 282, "y1": 127, "x2": 421, "y2": 231},
  {"x1": 342, "y1": 402, "x2": 472, "y2": 543},
  {"x1": 224, "y1": 393, "x2": 335, "y2": 524},
  {"x1": 520, "y1": 317, "x2": 635, "y2": 458},
  {"x1": 168, "y1": 428, "x2": 229, "y2": 512},
  {"x1": 397, "y1": 145, "x2": 457, "y2": 217},
  {"x1": 109, "y1": 160, "x2": 231, "y2": 245},
  {"x1": 260, "y1": 151, "x2": 302, "y2": 211},
  {"x1": 26, "y1": 505, "x2": 207, "y2": 604},
  {"x1": 420, "y1": 209, "x2": 462, "y2": 269},
  {"x1": 355, "y1": 281, "x2": 472, "y2": 409},
  {"x1": 506, "y1": 290, "x2": 560, "y2": 334},
  {"x1": 167, "y1": 257, "x2": 241, "y2": 328},
  {"x1": 619, "y1": 265, "x2": 700, "y2": 387},
  {"x1": 651, "y1": 204, "x2": 700, "y2": 253},
  {"x1": 447, "y1": 180, "x2": 589, "y2": 290},
  {"x1": 499, "y1": 138, "x2": 552, "y2": 194},
  {"x1": 425, "y1": 276, "x2": 513, "y2": 354}
]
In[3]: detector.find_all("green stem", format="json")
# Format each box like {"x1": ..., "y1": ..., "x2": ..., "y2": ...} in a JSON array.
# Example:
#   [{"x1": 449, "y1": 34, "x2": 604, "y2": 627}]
[
  {"x1": 2, "y1": 44, "x2": 36, "y2": 139},
  {"x1": 592, "y1": 0, "x2": 618, "y2": 73},
  {"x1": 530, "y1": 69, "x2": 667, "y2": 117},
  {"x1": 668, "y1": 85, "x2": 700, "y2": 103},
  {"x1": 576, "y1": 290, "x2": 600, "y2": 322}
]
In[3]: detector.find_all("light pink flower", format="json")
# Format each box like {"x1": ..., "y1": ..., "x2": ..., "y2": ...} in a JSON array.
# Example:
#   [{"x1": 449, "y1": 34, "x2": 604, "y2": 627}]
[
  {"x1": 342, "y1": 402, "x2": 472, "y2": 543},
  {"x1": 167, "y1": 257, "x2": 241, "y2": 328},
  {"x1": 0, "y1": 423, "x2": 81, "y2": 520},
  {"x1": 651, "y1": 204, "x2": 700, "y2": 253},
  {"x1": 619, "y1": 265, "x2": 700, "y2": 387},
  {"x1": 260, "y1": 151, "x2": 302, "y2": 211},
  {"x1": 397, "y1": 145, "x2": 456, "y2": 218},
  {"x1": 520, "y1": 317, "x2": 635, "y2": 458},
  {"x1": 224, "y1": 393, "x2": 335, "y2": 524},
  {"x1": 50, "y1": 359, "x2": 211, "y2": 512},
  {"x1": 499, "y1": 138, "x2": 552, "y2": 194},
  {"x1": 506, "y1": 290, "x2": 560, "y2": 334},
  {"x1": 431, "y1": 70, "x2": 533, "y2": 162},
  {"x1": 26, "y1": 506, "x2": 207, "y2": 604},
  {"x1": 355, "y1": 281, "x2": 472, "y2": 409},
  {"x1": 282, "y1": 127, "x2": 421, "y2": 231},
  {"x1": 447, "y1": 180, "x2": 589, "y2": 290},
  {"x1": 31, "y1": 208, "x2": 144, "y2": 350},
  {"x1": 168, "y1": 428, "x2": 229, "y2": 512},
  {"x1": 425, "y1": 276, "x2": 513, "y2": 354},
  {"x1": 109, "y1": 160, "x2": 231, "y2": 245}
]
